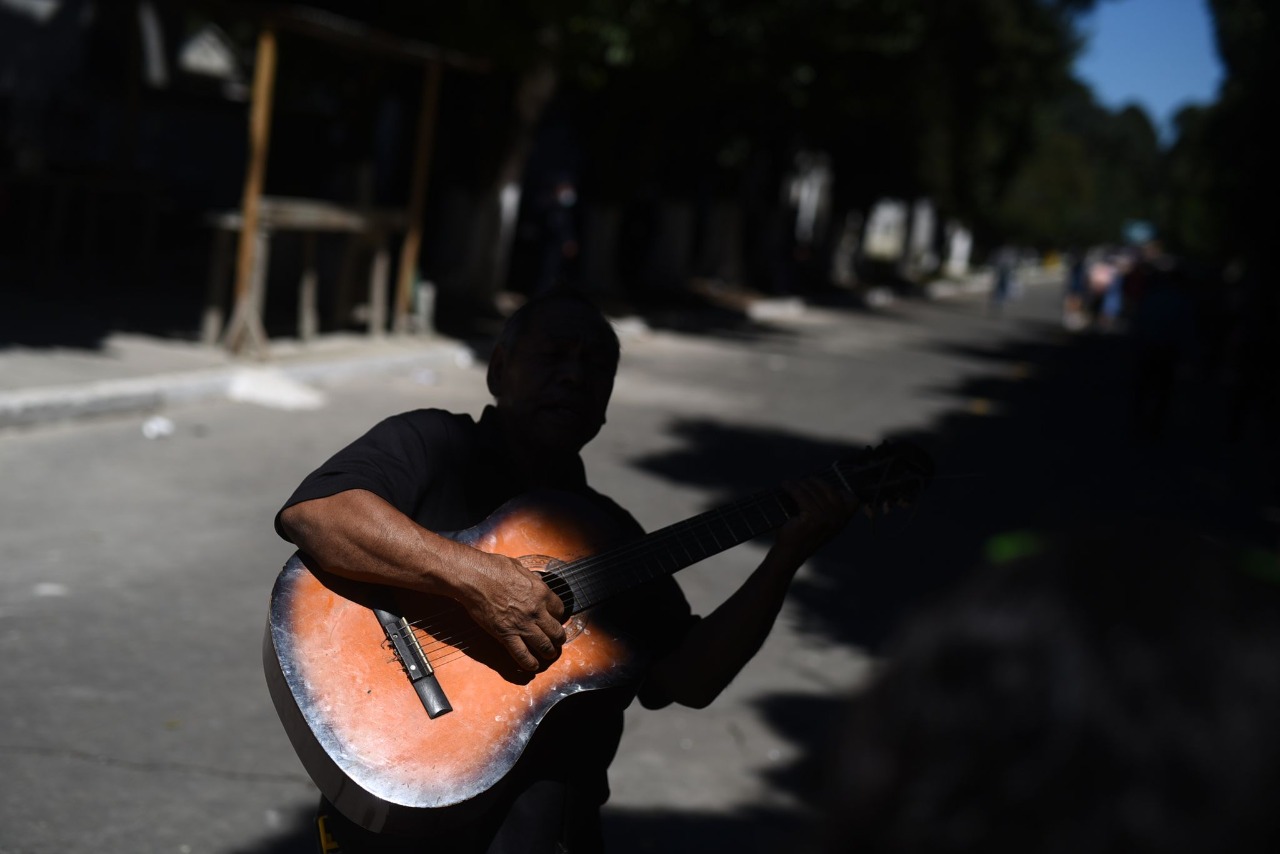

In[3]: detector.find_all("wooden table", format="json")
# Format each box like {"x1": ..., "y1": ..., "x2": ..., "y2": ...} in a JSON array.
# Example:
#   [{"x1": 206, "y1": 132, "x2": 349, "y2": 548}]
[
  {"x1": 203, "y1": 196, "x2": 405, "y2": 345},
  {"x1": 218, "y1": 11, "x2": 487, "y2": 355}
]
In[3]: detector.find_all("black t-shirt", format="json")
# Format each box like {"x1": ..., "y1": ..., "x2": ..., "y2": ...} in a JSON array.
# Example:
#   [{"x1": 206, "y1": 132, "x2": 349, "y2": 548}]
[
  {"x1": 278, "y1": 405, "x2": 633, "y2": 542},
  {"x1": 275, "y1": 406, "x2": 695, "y2": 848}
]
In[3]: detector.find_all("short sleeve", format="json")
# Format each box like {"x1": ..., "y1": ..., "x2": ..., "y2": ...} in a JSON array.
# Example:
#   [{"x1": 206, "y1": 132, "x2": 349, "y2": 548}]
[{"x1": 274, "y1": 409, "x2": 472, "y2": 541}]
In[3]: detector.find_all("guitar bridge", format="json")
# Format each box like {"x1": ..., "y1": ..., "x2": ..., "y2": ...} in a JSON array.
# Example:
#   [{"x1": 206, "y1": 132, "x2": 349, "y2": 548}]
[{"x1": 374, "y1": 607, "x2": 453, "y2": 719}]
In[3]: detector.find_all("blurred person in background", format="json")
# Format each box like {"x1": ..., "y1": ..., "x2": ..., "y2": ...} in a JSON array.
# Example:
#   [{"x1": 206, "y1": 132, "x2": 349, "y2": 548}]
[
  {"x1": 823, "y1": 524, "x2": 1280, "y2": 854},
  {"x1": 1062, "y1": 248, "x2": 1090, "y2": 332},
  {"x1": 989, "y1": 246, "x2": 1018, "y2": 316}
]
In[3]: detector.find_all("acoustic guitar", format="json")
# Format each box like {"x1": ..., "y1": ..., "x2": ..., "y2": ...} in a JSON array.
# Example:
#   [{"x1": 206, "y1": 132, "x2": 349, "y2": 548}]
[{"x1": 263, "y1": 441, "x2": 932, "y2": 834}]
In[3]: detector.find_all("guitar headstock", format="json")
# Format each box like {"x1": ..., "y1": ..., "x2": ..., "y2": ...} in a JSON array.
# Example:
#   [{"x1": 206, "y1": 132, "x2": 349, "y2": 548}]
[{"x1": 833, "y1": 441, "x2": 934, "y2": 516}]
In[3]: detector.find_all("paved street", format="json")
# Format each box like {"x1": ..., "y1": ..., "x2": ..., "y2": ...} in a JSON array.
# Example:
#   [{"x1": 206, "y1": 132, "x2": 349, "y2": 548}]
[{"x1": 1, "y1": 279, "x2": 1272, "y2": 854}]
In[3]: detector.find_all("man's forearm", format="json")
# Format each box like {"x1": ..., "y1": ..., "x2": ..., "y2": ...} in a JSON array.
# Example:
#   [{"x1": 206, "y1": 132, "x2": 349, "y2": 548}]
[
  {"x1": 278, "y1": 489, "x2": 570, "y2": 672},
  {"x1": 642, "y1": 476, "x2": 857, "y2": 709},
  {"x1": 644, "y1": 550, "x2": 803, "y2": 709},
  {"x1": 279, "y1": 489, "x2": 493, "y2": 601}
]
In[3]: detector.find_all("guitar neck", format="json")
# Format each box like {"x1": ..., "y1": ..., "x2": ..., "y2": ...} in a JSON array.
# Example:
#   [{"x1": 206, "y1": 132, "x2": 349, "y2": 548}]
[
  {"x1": 553, "y1": 481, "x2": 810, "y2": 616},
  {"x1": 548, "y1": 442, "x2": 932, "y2": 617}
]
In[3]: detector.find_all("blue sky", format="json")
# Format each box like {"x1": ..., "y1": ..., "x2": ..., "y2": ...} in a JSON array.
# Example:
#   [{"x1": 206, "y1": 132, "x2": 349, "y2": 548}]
[{"x1": 1073, "y1": 0, "x2": 1224, "y2": 142}]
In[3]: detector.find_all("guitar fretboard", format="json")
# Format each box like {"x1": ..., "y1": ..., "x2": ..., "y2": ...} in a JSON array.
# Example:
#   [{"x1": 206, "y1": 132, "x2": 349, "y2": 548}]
[
  {"x1": 551, "y1": 483, "x2": 809, "y2": 615},
  {"x1": 544, "y1": 449, "x2": 923, "y2": 616}
]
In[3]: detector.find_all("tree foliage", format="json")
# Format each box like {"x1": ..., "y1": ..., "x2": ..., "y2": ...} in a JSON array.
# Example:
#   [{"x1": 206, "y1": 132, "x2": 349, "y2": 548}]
[
  {"x1": 549, "y1": 0, "x2": 1093, "y2": 220},
  {"x1": 991, "y1": 82, "x2": 1163, "y2": 250},
  {"x1": 298, "y1": 0, "x2": 1097, "y2": 214},
  {"x1": 1188, "y1": 0, "x2": 1279, "y2": 265},
  {"x1": 257, "y1": 0, "x2": 1273, "y2": 278}
]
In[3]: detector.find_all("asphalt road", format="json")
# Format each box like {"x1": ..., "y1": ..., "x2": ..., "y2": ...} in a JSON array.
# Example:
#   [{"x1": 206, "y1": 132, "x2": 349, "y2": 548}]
[{"x1": 2, "y1": 278, "x2": 1270, "y2": 854}]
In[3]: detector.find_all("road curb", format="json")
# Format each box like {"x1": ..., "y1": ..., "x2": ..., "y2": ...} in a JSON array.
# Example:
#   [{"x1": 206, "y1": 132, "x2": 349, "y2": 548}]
[{"x1": 0, "y1": 341, "x2": 474, "y2": 430}]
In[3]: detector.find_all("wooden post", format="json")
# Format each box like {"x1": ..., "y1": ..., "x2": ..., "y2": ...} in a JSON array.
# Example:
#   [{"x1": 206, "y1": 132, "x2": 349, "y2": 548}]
[
  {"x1": 201, "y1": 228, "x2": 232, "y2": 344},
  {"x1": 223, "y1": 25, "x2": 279, "y2": 356},
  {"x1": 299, "y1": 233, "x2": 319, "y2": 341},
  {"x1": 369, "y1": 242, "x2": 390, "y2": 338},
  {"x1": 393, "y1": 59, "x2": 443, "y2": 334}
]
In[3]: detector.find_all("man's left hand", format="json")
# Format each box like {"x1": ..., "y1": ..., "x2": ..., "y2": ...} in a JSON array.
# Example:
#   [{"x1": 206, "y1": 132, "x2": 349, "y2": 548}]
[{"x1": 771, "y1": 477, "x2": 861, "y2": 566}]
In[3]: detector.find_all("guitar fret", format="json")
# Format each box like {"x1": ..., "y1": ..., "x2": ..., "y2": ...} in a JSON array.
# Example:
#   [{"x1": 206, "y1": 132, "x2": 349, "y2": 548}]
[
  {"x1": 680, "y1": 537, "x2": 694, "y2": 566},
  {"x1": 772, "y1": 492, "x2": 791, "y2": 526},
  {"x1": 754, "y1": 497, "x2": 773, "y2": 529},
  {"x1": 566, "y1": 573, "x2": 592, "y2": 609}
]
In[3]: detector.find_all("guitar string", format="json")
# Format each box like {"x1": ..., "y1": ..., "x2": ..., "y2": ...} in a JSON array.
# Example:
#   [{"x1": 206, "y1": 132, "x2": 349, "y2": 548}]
[
  {"x1": 385, "y1": 487, "x2": 795, "y2": 663},
  {"x1": 398, "y1": 469, "x2": 941, "y2": 673},
  {"x1": 390, "y1": 464, "x2": 931, "y2": 665},
  {"x1": 382, "y1": 452, "x2": 919, "y2": 646},
  {"x1": 545, "y1": 461, "x2": 931, "y2": 608},
  {"x1": 385, "y1": 464, "x2": 931, "y2": 671},
  {"x1": 396, "y1": 494, "x2": 929, "y2": 672},
  {"x1": 385, "y1": 482, "x2": 808, "y2": 664},
  {"x1": 382, "y1": 459, "x2": 932, "y2": 664},
  {"x1": 524, "y1": 453, "x2": 922, "y2": 607},
  {"x1": 381, "y1": 479, "x2": 801, "y2": 646}
]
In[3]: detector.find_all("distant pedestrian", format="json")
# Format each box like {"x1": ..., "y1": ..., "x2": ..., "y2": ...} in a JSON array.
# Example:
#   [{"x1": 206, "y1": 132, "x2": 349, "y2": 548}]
[
  {"x1": 1086, "y1": 253, "x2": 1119, "y2": 329},
  {"x1": 1063, "y1": 250, "x2": 1089, "y2": 331},
  {"x1": 532, "y1": 178, "x2": 581, "y2": 296},
  {"x1": 989, "y1": 247, "x2": 1017, "y2": 315}
]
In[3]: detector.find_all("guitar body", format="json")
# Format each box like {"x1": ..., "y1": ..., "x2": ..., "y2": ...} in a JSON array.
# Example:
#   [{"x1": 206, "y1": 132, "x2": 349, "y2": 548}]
[{"x1": 263, "y1": 491, "x2": 646, "y2": 835}]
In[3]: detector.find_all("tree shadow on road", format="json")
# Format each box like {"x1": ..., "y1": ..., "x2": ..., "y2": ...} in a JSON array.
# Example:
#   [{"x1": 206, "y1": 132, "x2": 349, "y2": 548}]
[
  {"x1": 225, "y1": 805, "x2": 318, "y2": 854},
  {"x1": 612, "y1": 307, "x2": 1278, "y2": 849},
  {"x1": 602, "y1": 803, "x2": 820, "y2": 854},
  {"x1": 628, "y1": 416, "x2": 965, "y2": 650}
]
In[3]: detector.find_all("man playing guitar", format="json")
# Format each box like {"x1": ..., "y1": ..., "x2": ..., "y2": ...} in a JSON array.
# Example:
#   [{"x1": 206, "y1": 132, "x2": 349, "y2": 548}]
[{"x1": 275, "y1": 291, "x2": 861, "y2": 852}]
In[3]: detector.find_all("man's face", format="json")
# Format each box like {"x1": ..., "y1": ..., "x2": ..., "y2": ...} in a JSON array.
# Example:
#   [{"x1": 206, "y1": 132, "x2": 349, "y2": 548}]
[{"x1": 490, "y1": 302, "x2": 618, "y2": 454}]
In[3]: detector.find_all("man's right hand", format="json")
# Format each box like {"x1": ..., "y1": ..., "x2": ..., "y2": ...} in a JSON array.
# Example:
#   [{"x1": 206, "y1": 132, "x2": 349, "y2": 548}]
[
  {"x1": 280, "y1": 491, "x2": 570, "y2": 673},
  {"x1": 459, "y1": 553, "x2": 568, "y2": 672}
]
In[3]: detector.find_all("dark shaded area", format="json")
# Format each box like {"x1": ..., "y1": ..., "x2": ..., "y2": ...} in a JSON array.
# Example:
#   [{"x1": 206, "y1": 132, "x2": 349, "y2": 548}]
[
  {"x1": 236, "y1": 804, "x2": 815, "y2": 854},
  {"x1": 592, "y1": 295, "x2": 1277, "y2": 849},
  {"x1": 0, "y1": 223, "x2": 215, "y2": 349},
  {"x1": 753, "y1": 692, "x2": 859, "y2": 809},
  {"x1": 826, "y1": 525, "x2": 1280, "y2": 854},
  {"x1": 603, "y1": 806, "x2": 815, "y2": 854},
  {"x1": 226, "y1": 805, "x2": 317, "y2": 854},
  {"x1": 633, "y1": 309, "x2": 1276, "y2": 652}
]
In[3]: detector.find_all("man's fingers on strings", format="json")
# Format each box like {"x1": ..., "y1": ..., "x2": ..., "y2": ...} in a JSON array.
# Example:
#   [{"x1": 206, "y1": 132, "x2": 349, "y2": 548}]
[
  {"x1": 814, "y1": 477, "x2": 859, "y2": 515},
  {"x1": 537, "y1": 613, "x2": 567, "y2": 647},
  {"x1": 504, "y1": 636, "x2": 541, "y2": 672},
  {"x1": 530, "y1": 618, "x2": 566, "y2": 663},
  {"x1": 534, "y1": 634, "x2": 561, "y2": 663},
  {"x1": 499, "y1": 617, "x2": 561, "y2": 669}
]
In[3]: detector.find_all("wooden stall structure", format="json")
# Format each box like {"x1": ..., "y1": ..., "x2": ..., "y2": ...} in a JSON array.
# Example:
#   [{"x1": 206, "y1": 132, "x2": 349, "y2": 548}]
[{"x1": 211, "y1": 7, "x2": 487, "y2": 355}]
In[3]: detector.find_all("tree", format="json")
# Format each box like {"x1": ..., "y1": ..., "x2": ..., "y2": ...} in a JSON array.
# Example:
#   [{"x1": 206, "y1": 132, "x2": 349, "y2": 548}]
[
  {"x1": 1159, "y1": 104, "x2": 1226, "y2": 261},
  {"x1": 1200, "y1": 0, "x2": 1280, "y2": 266},
  {"x1": 243, "y1": 0, "x2": 1107, "y2": 303}
]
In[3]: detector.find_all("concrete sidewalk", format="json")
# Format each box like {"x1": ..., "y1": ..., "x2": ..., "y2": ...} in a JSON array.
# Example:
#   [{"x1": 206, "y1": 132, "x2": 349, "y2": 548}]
[
  {"x1": 0, "y1": 331, "x2": 477, "y2": 430},
  {"x1": 0, "y1": 272, "x2": 997, "y2": 431}
]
